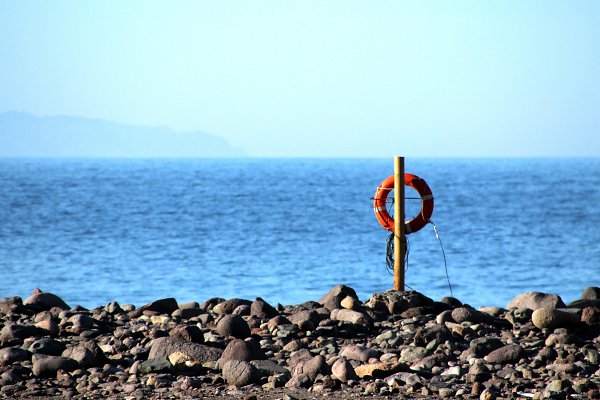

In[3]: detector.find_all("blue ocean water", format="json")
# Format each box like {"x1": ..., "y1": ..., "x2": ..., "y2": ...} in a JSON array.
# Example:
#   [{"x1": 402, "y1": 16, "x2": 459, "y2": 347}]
[{"x1": 0, "y1": 158, "x2": 599, "y2": 309}]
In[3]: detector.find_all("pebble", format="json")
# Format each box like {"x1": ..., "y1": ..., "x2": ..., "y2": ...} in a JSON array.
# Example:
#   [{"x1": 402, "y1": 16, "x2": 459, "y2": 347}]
[{"x1": 0, "y1": 286, "x2": 598, "y2": 399}]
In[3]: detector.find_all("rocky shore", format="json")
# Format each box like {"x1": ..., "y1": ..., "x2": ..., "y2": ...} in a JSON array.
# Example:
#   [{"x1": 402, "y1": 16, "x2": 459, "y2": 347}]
[{"x1": 1, "y1": 286, "x2": 600, "y2": 400}]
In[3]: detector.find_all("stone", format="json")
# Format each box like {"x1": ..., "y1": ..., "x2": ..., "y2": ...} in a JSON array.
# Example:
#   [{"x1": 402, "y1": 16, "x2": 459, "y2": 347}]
[
  {"x1": 506, "y1": 292, "x2": 565, "y2": 310},
  {"x1": 216, "y1": 314, "x2": 251, "y2": 339},
  {"x1": 233, "y1": 304, "x2": 251, "y2": 316},
  {"x1": 386, "y1": 371, "x2": 424, "y2": 387},
  {"x1": 29, "y1": 338, "x2": 66, "y2": 356},
  {"x1": 35, "y1": 319, "x2": 59, "y2": 336},
  {"x1": 172, "y1": 308, "x2": 203, "y2": 319},
  {"x1": 532, "y1": 307, "x2": 580, "y2": 329},
  {"x1": 331, "y1": 358, "x2": 357, "y2": 382},
  {"x1": 400, "y1": 346, "x2": 428, "y2": 363},
  {"x1": 148, "y1": 337, "x2": 222, "y2": 363},
  {"x1": 213, "y1": 298, "x2": 252, "y2": 315},
  {"x1": 138, "y1": 357, "x2": 172, "y2": 374},
  {"x1": 250, "y1": 359, "x2": 290, "y2": 377},
  {"x1": 222, "y1": 360, "x2": 259, "y2": 387},
  {"x1": 340, "y1": 296, "x2": 360, "y2": 310},
  {"x1": 32, "y1": 356, "x2": 79, "y2": 377},
  {"x1": 480, "y1": 388, "x2": 496, "y2": 400},
  {"x1": 0, "y1": 347, "x2": 31, "y2": 366},
  {"x1": 330, "y1": 309, "x2": 372, "y2": 326},
  {"x1": 484, "y1": 344, "x2": 524, "y2": 364},
  {"x1": 451, "y1": 307, "x2": 490, "y2": 323},
  {"x1": 143, "y1": 298, "x2": 179, "y2": 314},
  {"x1": 69, "y1": 314, "x2": 95, "y2": 332},
  {"x1": 1, "y1": 324, "x2": 47, "y2": 346},
  {"x1": 410, "y1": 353, "x2": 447, "y2": 371},
  {"x1": 62, "y1": 345, "x2": 102, "y2": 369},
  {"x1": 318, "y1": 285, "x2": 358, "y2": 311},
  {"x1": 340, "y1": 345, "x2": 381, "y2": 362},
  {"x1": 250, "y1": 297, "x2": 278, "y2": 318},
  {"x1": 284, "y1": 373, "x2": 312, "y2": 388},
  {"x1": 293, "y1": 355, "x2": 327, "y2": 379},
  {"x1": 469, "y1": 337, "x2": 504, "y2": 358},
  {"x1": 169, "y1": 325, "x2": 204, "y2": 343},
  {"x1": 23, "y1": 291, "x2": 70, "y2": 310},
  {"x1": 582, "y1": 286, "x2": 600, "y2": 300},
  {"x1": 354, "y1": 361, "x2": 406, "y2": 378},
  {"x1": 288, "y1": 310, "x2": 319, "y2": 330},
  {"x1": 0, "y1": 296, "x2": 23, "y2": 314},
  {"x1": 581, "y1": 307, "x2": 600, "y2": 325},
  {"x1": 219, "y1": 339, "x2": 265, "y2": 367}
]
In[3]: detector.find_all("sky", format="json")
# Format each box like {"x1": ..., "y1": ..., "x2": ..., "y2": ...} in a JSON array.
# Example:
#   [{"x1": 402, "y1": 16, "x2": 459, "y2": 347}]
[{"x1": 1, "y1": 1, "x2": 599, "y2": 157}]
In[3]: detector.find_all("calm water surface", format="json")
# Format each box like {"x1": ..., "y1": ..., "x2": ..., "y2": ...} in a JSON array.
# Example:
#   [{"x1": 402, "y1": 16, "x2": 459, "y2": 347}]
[{"x1": 0, "y1": 158, "x2": 598, "y2": 308}]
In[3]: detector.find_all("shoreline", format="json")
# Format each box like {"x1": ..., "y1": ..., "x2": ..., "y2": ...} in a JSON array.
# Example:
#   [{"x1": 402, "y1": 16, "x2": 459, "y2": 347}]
[{"x1": 1, "y1": 286, "x2": 599, "y2": 399}]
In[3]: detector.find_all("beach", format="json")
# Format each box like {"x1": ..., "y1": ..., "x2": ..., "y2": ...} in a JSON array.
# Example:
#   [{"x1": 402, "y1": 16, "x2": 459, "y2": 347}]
[{"x1": 1, "y1": 285, "x2": 599, "y2": 399}]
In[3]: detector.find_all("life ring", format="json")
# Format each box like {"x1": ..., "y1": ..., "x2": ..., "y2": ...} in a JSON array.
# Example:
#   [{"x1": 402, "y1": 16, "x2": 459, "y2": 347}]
[{"x1": 373, "y1": 173, "x2": 434, "y2": 234}]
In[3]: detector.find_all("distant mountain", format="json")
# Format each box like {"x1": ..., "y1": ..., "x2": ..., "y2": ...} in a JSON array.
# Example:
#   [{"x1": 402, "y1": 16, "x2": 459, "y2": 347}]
[{"x1": 0, "y1": 112, "x2": 245, "y2": 157}]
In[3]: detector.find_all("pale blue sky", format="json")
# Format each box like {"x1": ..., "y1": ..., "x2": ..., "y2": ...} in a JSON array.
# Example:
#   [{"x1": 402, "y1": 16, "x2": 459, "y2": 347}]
[{"x1": 1, "y1": 1, "x2": 599, "y2": 157}]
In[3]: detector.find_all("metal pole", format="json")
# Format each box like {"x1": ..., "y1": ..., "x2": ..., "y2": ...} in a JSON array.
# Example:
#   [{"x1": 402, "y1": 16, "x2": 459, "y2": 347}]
[{"x1": 394, "y1": 156, "x2": 406, "y2": 291}]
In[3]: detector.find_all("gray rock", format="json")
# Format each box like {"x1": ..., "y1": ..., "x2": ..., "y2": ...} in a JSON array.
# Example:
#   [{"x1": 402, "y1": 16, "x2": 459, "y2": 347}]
[
  {"x1": 451, "y1": 307, "x2": 490, "y2": 323},
  {"x1": 218, "y1": 338, "x2": 265, "y2": 367},
  {"x1": 222, "y1": 360, "x2": 259, "y2": 387},
  {"x1": 318, "y1": 285, "x2": 358, "y2": 311},
  {"x1": 330, "y1": 308, "x2": 372, "y2": 326},
  {"x1": 23, "y1": 291, "x2": 70, "y2": 310},
  {"x1": 169, "y1": 325, "x2": 204, "y2": 343},
  {"x1": 250, "y1": 359, "x2": 290, "y2": 378},
  {"x1": 0, "y1": 324, "x2": 44, "y2": 345},
  {"x1": 386, "y1": 371, "x2": 424, "y2": 387},
  {"x1": 340, "y1": 345, "x2": 381, "y2": 362},
  {"x1": 148, "y1": 337, "x2": 222, "y2": 363},
  {"x1": 69, "y1": 314, "x2": 95, "y2": 332},
  {"x1": 293, "y1": 355, "x2": 327, "y2": 379},
  {"x1": 0, "y1": 347, "x2": 31, "y2": 366},
  {"x1": 29, "y1": 338, "x2": 66, "y2": 356},
  {"x1": 232, "y1": 304, "x2": 251, "y2": 316},
  {"x1": 532, "y1": 307, "x2": 580, "y2": 329},
  {"x1": 284, "y1": 373, "x2": 312, "y2": 388},
  {"x1": 250, "y1": 297, "x2": 278, "y2": 318},
  {"x1": 213, "y1": 298, "x2": 252, "y2": 315},
  {"x1": 469, "y1": 337, "x2": 504, "y2": 358},
  {"x1": 582, "y1": 286, "x2": 600, "y2": 300},
  {"x1": 581, "y1": 306, "x2": 600, "y2": 325},
  {"x1": 400, "y1": 346, "x2": 428, "y2": 363},
  {"x1": 143, "y1": 298, "x2": 179, "y2": 314},
  {"x1": 288, "y1": 310, "x2": 319, "y2": 330},
  {"x1": 138, "y1": 357, "x2": 172, "y2": 374},
  {"x1": 506, "y1": 292, "x2": 565, "y2": 310},
  {"x1": 62, "y1": 342, "x2": 105, "y2": 369},
  {"x1": 216, "y1": 314, "x2": 251, "y2": 339},
  {"x1": 32, "y1": 356, "x2": 79, "y2": 377},
  {"x1": 484, "y1": 344, "x2": 524, "y2": 364},
  {"x1": 172, "y1": 308, "x2": 203, "y2": 319},
  {"x1": 331, "y1": 358, "x2": 357, "y2": 382}
]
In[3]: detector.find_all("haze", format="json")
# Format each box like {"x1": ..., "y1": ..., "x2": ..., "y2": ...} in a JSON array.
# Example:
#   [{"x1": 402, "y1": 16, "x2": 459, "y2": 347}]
[{"x1": 1, "y1": 2, "x2": 598, "y2": 157}]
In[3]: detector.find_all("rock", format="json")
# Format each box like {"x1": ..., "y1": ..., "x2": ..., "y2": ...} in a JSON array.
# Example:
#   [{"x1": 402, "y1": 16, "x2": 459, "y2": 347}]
[
  {"x1": 222, "y1": 360, "x2": 259, "y2": 387},
  {"x1": 138, "y1": 357, "x2": 172, "y2": 374},
  {"x1": 148, "y1": 337, "x2": 222, "y2": 363},
  {"x1": 284, "y1": 373, "x2": 312, "y2": 388},
  {"x1": 582, "y1": 287, "x2": 600, "y2": 300},
  {"x1": 340, "y1": 345, "x2": 381, "y2": 363},
  {"x1": 0, "y1": 296, "x2": 23, "y2": 314},
  {"x1": 69, "y1": 314, "x2": 95, "y2": 332},
  {"x1": 0, "y1": 347, "x2": 31, "y2": 366},
  {"x1": 213, "y1": 298, "x2": 252, "y2": 315},
  {"x1": 250, "y1": 297, "x2": 278, "y2": 318},
  {"x1": 216, "y1": 314, "x2": 251, "y2": 339},
  {"x1": 354, "y1": 361, "x2": 406, "y2": 378},
  {"x1": 23, "y1": 291, "x2": 70, "y2": 310},
  {"x1": 331, "y1": 358, "x2": 358, "y2": 382},
  {"x1": 506, "y1": 292, "x2": 565, "y2": 310},
  {"x1": 451, "y1": 307, "x2": 490, "y2": 323},
  {"x1": 29, "y1": 338, "x2": 66, "y2": 356},
  {"x1": 318, "y1": 285, "x2": 358, "y2": 311},
  {"x1": 0, "y1": 324, "x2": 44, "y2": 345},
  {"x1": 330, "y1": 309, "x2": 372, "y2": 326},
  {"x1": 250, "y1": 359, "x2": 290, "y2": 378},
  {"x1": 581, "y1": 307, "x2": 600, "y2": 325},
  {"x1": 169, "y1": 325, "x2": 204, "y2": 343},
  {"x1": 143, "y1": 298, "x2": 178, "y2": 314},
  {"x1": 400, "y1": 306, "x2": 436, "y2": 318},
  {"x1": 532, "y1": 307, "x2": 580, "y2": 329},
  {"x1": 34, "y1": 319, "x2": 59, "y2": 336},
  {"x1": 480, "y1": 388, "x2": 496, "y2": 400},
  {"x1": 293, "y1": 355, "x2": 327, "y2": 379},
  {"x1": 340, "y1": 296, "x2": 360, "y2": 310},
  {"x1": 386, "y1": 371, "x2": 424, "y2": 387},
  {"x1": 32, "y1": 356, "x2": 79, "y2": 377},
  {"x1": 172, "y1": 308, "x2": 203, "y2": 319},
  {"x1": 400, "y1": 346, "x2": 428, "y2": 363},
  {"x1": 62, "y1": 341, "x2": 105, "y2": 369},
  {"x1": 440, "y1": 296, "x2": 462, "y2": 307},
  {"x1": 410, "y1": 353, "x2": 447, "y2": 371},
  {"x1": 469, "y1": 337, "x2": 504, "y2": 358},
  {"x1": 288, "y1": 310, "x2": 319, "y2": 330},
  {"x1": 219, "y1": 339, "x2": 265, "y2": 367},
  {"x1": 484, "y1": 344, "x2": 524, "y2": 364},
  {"x1": 233, "y1": 304, "x2": 251, "y2": 316}
]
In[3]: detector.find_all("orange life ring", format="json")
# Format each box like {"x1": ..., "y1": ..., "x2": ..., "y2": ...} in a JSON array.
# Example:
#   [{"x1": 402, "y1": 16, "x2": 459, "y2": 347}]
[{"x1": 373, "y1": 173, "x2": 434, "y2": 234}]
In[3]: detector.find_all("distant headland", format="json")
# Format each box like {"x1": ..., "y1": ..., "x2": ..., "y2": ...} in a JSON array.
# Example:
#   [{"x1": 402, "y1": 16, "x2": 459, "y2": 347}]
[{"x1": 0, "y1": 111, "x2": 245, "y2": 157}]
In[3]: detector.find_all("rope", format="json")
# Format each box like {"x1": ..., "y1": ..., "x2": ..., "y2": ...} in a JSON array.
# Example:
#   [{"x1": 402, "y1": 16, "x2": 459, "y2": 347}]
[{"x1": 430, "y1": 220, "x2": 453, "y2": 297}]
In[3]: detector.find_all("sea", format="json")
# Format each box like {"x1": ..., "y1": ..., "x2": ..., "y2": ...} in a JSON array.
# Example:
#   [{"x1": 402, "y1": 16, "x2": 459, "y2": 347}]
[{"x1": 1, "y1": 158, "x2": 599, "y2": 309}]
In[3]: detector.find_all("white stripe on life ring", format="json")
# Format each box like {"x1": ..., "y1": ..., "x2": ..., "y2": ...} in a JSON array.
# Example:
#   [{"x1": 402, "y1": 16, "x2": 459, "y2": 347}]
[{"x1": 375, "y1": 206, "x2": 387, "y2": 212}]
